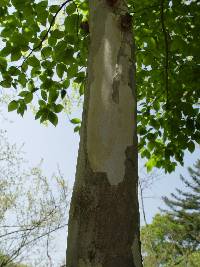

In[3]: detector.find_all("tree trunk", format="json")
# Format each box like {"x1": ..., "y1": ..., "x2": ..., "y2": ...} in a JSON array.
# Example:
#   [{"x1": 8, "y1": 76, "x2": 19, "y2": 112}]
[{"x1": 66, "y1": 1, "x2": 142, "y2": 266}]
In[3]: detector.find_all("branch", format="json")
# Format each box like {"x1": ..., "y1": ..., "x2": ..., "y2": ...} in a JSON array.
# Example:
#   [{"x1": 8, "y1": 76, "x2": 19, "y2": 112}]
[
  {"x1": 139, "y1": 179, "x2": 148, "y2": 226},
  {"x1": 46, "y1": 228, "x2": 53, "y2": 267},
  {"x1": 0, "y1": 208, "x2": 57, "y2": 238},
  {"x1": 160, "y1": 0, "x2": 169, "y2": 107},
  {"x1": 20, "y1": 0, "x2": 73, "y2": 69},
  {"x1": 0, "y1": 224, "x2": 67, "y2": 266}
]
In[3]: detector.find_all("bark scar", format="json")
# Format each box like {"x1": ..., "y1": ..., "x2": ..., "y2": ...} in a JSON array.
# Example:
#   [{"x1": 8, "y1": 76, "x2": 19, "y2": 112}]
[{"x1": 112, "y1": 64, "x2": 121, "y2": 104}]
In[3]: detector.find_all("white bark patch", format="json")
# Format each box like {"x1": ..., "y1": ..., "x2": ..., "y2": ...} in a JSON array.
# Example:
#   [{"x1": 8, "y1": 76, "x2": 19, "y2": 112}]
[{"x1": 87, "y1": 3, "x2": 135, "y2": 185}]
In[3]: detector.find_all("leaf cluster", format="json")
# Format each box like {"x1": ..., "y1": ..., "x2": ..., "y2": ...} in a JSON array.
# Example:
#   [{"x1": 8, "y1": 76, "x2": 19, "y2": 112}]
[
  {"x1": 0, "y1": 0, "x2": 88, "y2": 126},
  {"x1": 131, "y1": 0, "x2": 200, "y2": 172}
]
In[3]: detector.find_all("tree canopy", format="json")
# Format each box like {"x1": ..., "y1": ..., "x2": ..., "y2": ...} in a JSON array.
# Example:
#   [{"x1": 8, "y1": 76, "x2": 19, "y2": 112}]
[
  {"x1": 0, "y1": 0, "x2": 199, "y2": 173},
  {"x1": 141, "y1": 214, "x2": 200, "y2": 267}
]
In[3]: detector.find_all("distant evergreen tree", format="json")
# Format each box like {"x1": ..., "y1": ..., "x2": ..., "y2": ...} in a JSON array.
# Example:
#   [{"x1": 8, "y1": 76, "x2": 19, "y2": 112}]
[
  {"x1": 141, "y1": 160, "x2": 200, "y2": 267},
  {"x1": 163, "y1": 160, "x2": 200, "y2": 250},
  {"x1": 141, "y1": 214, "x2": 200, "y2": 267}
]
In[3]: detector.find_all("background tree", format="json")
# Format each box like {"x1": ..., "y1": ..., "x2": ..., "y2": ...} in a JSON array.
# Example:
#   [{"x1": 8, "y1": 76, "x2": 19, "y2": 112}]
[
  {"x1": 141, "y1": 214, "x2": 200, "y2": 267},
  {"x1": 0, "y1": 251, "x2": 29, "y2": 267},
  {"x1": 163, "y1": 159, "x2": 200, "y2": 250},
  {"x1": 141, "y1": 160, "x2": 200, "y2": 267},
  {"x1": 0, "y1": 130, "x2": 69, "y2": 267}
]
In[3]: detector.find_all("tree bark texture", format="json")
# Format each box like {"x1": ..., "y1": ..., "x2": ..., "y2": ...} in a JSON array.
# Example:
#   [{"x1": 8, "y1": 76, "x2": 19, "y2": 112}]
[{"x1": 66, "y1": 1, "x2": 142, "y2": 266}]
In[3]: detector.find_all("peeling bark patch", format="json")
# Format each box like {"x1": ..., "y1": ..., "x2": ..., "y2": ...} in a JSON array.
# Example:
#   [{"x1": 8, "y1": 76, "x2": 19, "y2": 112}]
[{"x1": 87, "y1": 4, "x2": 135, "y2": 185}]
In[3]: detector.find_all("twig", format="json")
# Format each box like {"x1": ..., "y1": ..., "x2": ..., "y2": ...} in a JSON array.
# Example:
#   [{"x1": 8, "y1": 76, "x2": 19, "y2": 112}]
[
  {"x1": 0, "y1": 208, "x2": 57, "y2": 238},
  {"x1": 46, "y1": 228, "x2": 53, "y2": 267}
]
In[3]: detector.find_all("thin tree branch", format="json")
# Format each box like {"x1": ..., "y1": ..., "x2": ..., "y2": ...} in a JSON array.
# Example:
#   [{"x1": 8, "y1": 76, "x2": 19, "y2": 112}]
[
  {"x1": 139, "y1": 179, "x2": 148, "y2": 226},
  {"x1": 160, "y1": 0, "x2": 169, "y2": 108},
  {"x1": 0, "y1": 224, "x2": 67, "y2": 266},
  {"x1": 0, "y1": 208, "x2": 57, "y2": 238},
  {"x1": 46, "y1": 228, "x2": 53, "y2": 267},
  {"x1": 20, "y1": 0, "x2": 73, "y2": 69}
]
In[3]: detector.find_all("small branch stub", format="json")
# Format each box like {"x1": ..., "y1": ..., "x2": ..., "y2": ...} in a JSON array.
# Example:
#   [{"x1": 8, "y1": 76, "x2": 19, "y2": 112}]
[
  {"x1": 121, "y1": 13, "x2": 132, "y2": 31},
  {"x1": 106, "y1": 0, "x2": 119, "y2": 7},
  {"x1": 80, "y1": 21, "x2": 90, "y2": 34}
]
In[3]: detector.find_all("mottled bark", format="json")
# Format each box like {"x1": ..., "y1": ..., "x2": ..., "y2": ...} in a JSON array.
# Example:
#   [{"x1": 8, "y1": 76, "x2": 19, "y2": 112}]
[{"x1": 66, "y1": 1, "x2": 142, "y2": 266}]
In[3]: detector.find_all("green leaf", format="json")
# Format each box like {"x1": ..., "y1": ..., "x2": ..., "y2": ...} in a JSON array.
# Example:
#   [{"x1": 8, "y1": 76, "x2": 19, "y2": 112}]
[
  {"x1": 39, "y1": 100, "x2": 46, "y2": 107},
  {"x1": 63, "y1": 79, "x2": 70, "y2": 88},
  {"x1": 18, "y1": 91, "x2": 33, "y2": 104},
  {"x1": 48, "y1": 112, "x2": 58, "y2": 126},
  {"x1": 35, "y1": 110, "x2": 43, "y2": 120},
  {"x1": 79, "y1": 82, "x2": 85, "y2": 95},
  {"x1": 41, "y1": 90, "x2": 47, "y2": 101},
  {"x1": 0, "y1": 45, "x2": 12, "y2": 57},
  {"x1": 56, "y1": 63, "x2": 65, "y2": 78},
  {"x1": 8, "y1": 66, "x2": 20, "y2": 76},
  {"x1": 17, "y1": 101, "x2": 27, "y2": 116},
  {"x1": 41, "y1": 47, "x2": 52, "y2": 58},
  {"x1": 70, "y1": 118, "x2": 81, "y2": 124},
  {"x1": 74, "y1": 125, "x2": 80, "y2": 133},
  {"x1": 61, "y1": 89, "x2": 66, "y2": 99},
  {"x1": 11, "y1": 50, "x2": 21, "y2": 61},
  {"x1": 18, "y1": 73, "x2": 27, "y2": 86},
  {"x1": 53, "y1": 104, "x2": 63, "y2": 113},
  {"x1": 51, "y1": 29, "x2": 64, "y2": 39},
  {"x1": 65, "y1": 2, "x2": 76, "y2": 15},
  {"x1": 48, "y1": 89, "x2": 59, "y2": 103},
  {"x1": 65, "y1": 14, "x2": 79, "y2": 35},
  {"x1": 188, "y1": 141, "x2": 195, "y2": 153},
  {"x1": 0, "y1": 80, "x2": 11, "y2": 88},
  {"x1": 141, "y1": 149, "x2": 151, "y2": 159},
  {"x1": 193, "y1": 132, "x2": 200, "y2": 144},
  {"x1": 24, "y1": 92, "x2": 33, "y2": 104},
  {"x1": 0, "y1": 56, "x2": 7, "y2": 70},
  {"x1": 19, "y1": 91, "x2": 29, "y2": 97},
  {"x1": 49, "y1": 5, "x2": 59, "y2": 13},
  {"x1": 146, "y1": 157, "x2": 157, "y2": 172},
  {"x1": 27, "y1": 56, "x2": 40, "y2": 67},
  {"x1": 48, "y1": 36, "x2": 57, "y2": 46},
  {"x1": 8, "y1": 100, "x2": 18, "y2": 111}
]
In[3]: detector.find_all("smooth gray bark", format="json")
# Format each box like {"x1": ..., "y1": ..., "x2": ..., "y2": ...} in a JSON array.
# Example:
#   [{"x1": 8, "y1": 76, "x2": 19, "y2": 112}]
[{"x1": 66, "y1": 1, "x2": 142, "y2": 266}]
